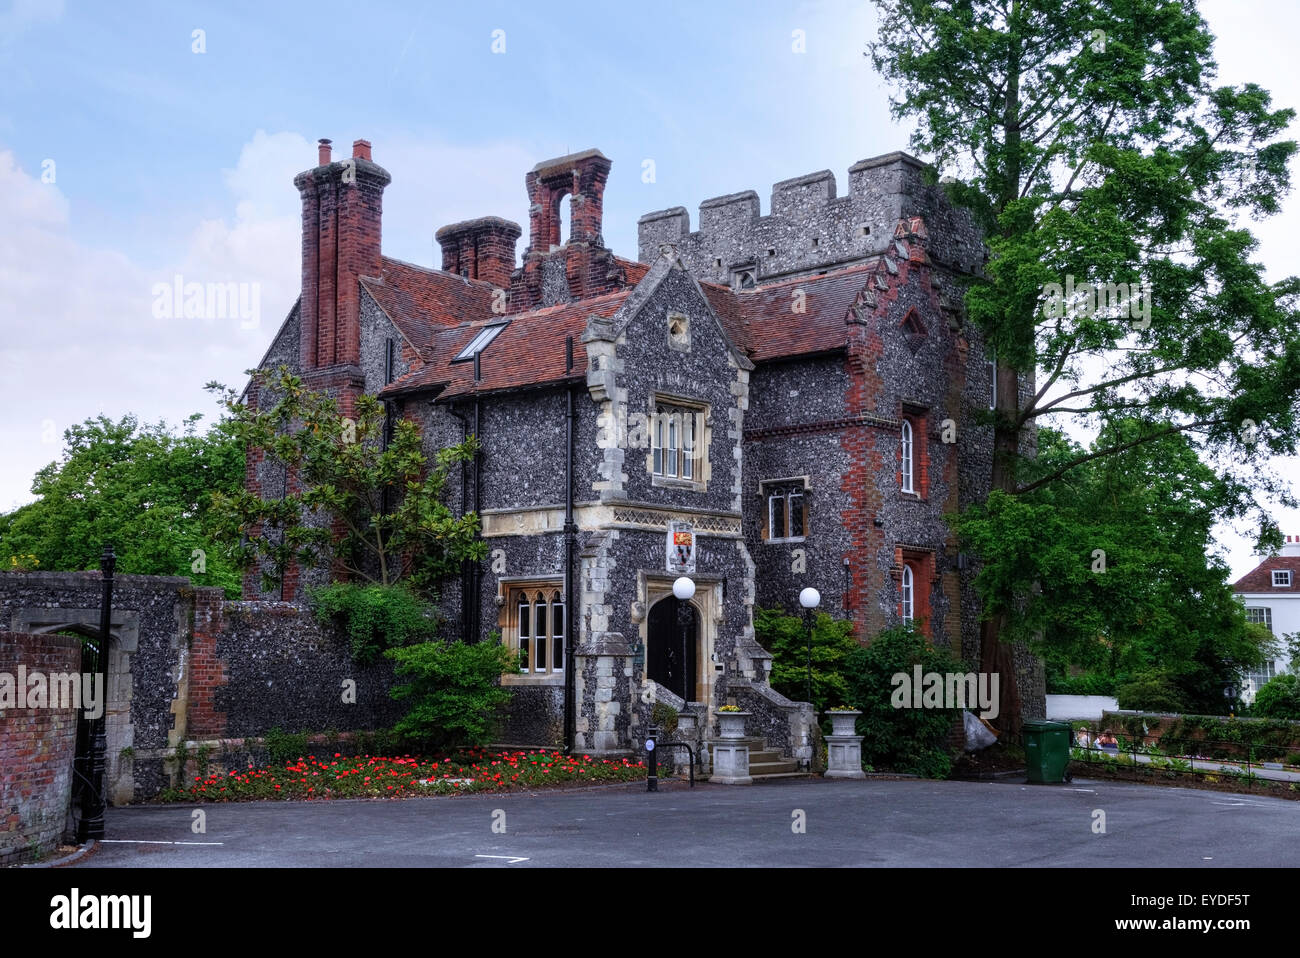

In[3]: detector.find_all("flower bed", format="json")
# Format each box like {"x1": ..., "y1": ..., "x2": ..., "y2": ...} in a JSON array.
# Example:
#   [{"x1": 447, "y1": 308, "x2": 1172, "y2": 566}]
[{"x1": 158, "y1": 748, "x2": 646, "y2": 802}]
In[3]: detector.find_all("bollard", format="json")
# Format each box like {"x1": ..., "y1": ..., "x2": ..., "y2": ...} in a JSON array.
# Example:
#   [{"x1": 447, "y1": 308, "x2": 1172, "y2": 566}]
[{"x1": 646, "y1": 723, "x2": 660, "y2": 792}]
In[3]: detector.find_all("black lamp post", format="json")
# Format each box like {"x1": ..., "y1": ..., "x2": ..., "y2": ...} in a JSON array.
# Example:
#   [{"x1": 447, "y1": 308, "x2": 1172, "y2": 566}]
[{"x1": 799, "y1": 587, "x2": 821, "y2": 708}]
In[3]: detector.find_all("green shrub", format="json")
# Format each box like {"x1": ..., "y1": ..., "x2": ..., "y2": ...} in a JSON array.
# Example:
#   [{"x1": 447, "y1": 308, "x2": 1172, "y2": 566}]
[
  {"x1": 1047, "y1": 673, "x2": 1117, "y2": 696},
  {"x1": 1253, "y1": 674, "x2": 1300, "y2": 721},
  {"x1": 264, "y1": 727, "x2": 309, "y2": 765},
  {"x1": 309, "y1": 582, "x2": 439, "y2": 666},
  {"x1": 754, "y1": 607, "x2": 860, "y2": 713},
  {"x1": 386, "y1": 635, "x2": 517, "y2": 752},
  {"x1": 651, "y1": 701, "x2": 679, "y2": 735},
  {"x1": 842, "y1": 626, "x2": 967, "y2": 779},
  {"x1": 1116, "y1": 671, "x2": 1187, "y2": 713}
]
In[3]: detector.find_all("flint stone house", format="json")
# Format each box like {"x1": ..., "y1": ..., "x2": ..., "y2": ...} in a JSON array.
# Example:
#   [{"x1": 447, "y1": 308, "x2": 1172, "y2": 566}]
[{"x1": 244, "y1": 137, "x2": 1027, "y2": 763}]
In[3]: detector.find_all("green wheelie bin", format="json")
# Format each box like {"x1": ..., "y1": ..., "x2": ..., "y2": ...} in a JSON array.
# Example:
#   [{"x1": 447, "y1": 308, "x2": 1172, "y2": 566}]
[{"x1": 1023, "y1": 719, "x2": 1072, "y2": 783}]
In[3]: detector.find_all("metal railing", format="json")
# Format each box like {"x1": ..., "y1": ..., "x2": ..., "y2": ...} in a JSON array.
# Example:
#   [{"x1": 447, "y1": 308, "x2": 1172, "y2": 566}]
[{"x1": 1069, "y1": 723, "x2": 1300, "y2": 789}]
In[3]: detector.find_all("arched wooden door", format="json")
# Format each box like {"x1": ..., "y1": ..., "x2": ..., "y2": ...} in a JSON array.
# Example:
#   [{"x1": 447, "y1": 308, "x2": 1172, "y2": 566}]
[{"x1": 647, "y1": 596, "x2": 698, "y2": 701}]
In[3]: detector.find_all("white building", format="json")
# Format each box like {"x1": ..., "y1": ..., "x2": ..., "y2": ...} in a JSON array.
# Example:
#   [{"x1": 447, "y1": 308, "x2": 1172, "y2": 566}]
[{"x1": 1232, "y1": 535, "x2": 1300, "y2": 702}]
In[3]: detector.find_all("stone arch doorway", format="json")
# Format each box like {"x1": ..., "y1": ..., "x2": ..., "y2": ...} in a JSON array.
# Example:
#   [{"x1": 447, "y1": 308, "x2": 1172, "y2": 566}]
[
  {"x1": 14, "y1": 608, "x2": 138, "y2": 805},
  {"x1": 647, "y1": 596, "x2": 698, "y2": 702}
]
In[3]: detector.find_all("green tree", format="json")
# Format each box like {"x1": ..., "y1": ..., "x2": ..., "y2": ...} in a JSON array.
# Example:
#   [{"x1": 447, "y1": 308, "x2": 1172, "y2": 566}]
[
  {"x1": 206, "y1": 366, "x2": 485, "y2": 596},
  {"x1": 1252, "y1": 673, "x2": 1300, "y2": 721},
  {"x1": 386, "y1": 637, "x2": 518, "y2": 751},
  {"x1": 871, "y1": 1, "x2": 1300, "y2": 725},
  {"x1": 0, "y1": 414, "x2": 244, "y2": 596},
  {"x1": 754, "y1": 607, "x2": 860, "y2": 712},
  {"x1": 843, "y1": 626, "x2": 969, "y2": 778},
  {"x1": 956, "y1": 423, "x2": 1269, "y2": 714}
]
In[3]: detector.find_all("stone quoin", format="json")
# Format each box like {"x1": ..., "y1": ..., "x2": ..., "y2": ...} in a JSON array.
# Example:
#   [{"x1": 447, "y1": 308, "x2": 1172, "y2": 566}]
[{"x1": 241, "y1": 139, "x2": 1045, "y2": 762}]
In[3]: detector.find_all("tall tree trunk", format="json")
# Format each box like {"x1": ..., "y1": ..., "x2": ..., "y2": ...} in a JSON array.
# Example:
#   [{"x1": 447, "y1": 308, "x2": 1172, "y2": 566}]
[{"x1": 985, "y1": 9, "x2": 1026, "y2": 735}]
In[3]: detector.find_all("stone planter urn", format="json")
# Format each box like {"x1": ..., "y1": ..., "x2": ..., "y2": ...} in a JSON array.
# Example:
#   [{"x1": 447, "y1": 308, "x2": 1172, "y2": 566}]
[
  {"x1": 827, "y1": 709, "x2": 860, "y2": 736},
  {"x1": 824, "y1": 710, "x2": 866, "y2": 780},
  {"x1": 717, "y1": 710, "x2": 749, "y2": 740},
  {"x1": 711, "y1": 710, "x2": 752, "y2": 785}
]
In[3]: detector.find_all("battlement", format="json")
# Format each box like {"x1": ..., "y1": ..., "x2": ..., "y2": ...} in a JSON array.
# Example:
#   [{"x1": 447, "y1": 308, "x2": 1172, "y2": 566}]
[{"x1": 638, "y1": 151, "x2": 983, "y2": 286}]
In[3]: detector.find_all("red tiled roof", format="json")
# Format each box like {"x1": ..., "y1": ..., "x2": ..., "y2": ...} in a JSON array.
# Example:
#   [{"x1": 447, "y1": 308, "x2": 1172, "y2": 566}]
[
  {"x1": 730, "y1": 262, "x2": 880, "y2": 363},
  {"x1": 614, "y1": 256, "x2": 651, "y2": 285},
  {"x1": 1234, "y1": 556, "x2": 1300, "y2": 593},
  {"x1": 373, "y1": 253, "x2": 884, "y2": 400},
  {"x1": 360, "y1": 257, "x2": 496, "y2": 351},
  {"x1": 381, "y1": 289, "x2": 632, "y2": 399}
]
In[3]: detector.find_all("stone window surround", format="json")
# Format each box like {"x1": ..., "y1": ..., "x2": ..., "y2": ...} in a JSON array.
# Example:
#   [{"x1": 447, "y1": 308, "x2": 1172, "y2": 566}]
[
  {"x1": 496, "y1": 576, "x2": 565, "y2": 686},
  {"x1": 667, "y1": 310, "x2": 691, "y2": 352},
  {"x1": 648, "y1": 391, "x2": 711, "y2": 492}
]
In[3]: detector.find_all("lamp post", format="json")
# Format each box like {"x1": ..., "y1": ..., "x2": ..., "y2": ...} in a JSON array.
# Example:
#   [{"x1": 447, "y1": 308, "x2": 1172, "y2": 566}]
[
  {"x1": 79, "y1": 543, "x2": 115, "y2": 842},
  {"x1": 799, "y1": 587, "x2": 820, "y2": 708}
]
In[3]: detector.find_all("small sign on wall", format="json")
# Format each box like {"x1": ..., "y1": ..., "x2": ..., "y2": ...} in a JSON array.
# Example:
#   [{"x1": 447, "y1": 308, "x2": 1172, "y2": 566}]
[{"x1": 667, "y1": 521, "x2": 696, "y2": 574}]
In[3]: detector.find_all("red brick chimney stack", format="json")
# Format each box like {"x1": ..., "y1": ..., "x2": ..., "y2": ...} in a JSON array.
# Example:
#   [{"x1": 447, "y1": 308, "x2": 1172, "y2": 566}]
[
  {"x1": 513, "y1": 148, "x2": 615, "y2": 310},
  {"x1": 436, "y1": 216, "x2": 522, "y2": 290},
  {"x1": 294, "y1": 136, "x2": 391, "y2": 372}
]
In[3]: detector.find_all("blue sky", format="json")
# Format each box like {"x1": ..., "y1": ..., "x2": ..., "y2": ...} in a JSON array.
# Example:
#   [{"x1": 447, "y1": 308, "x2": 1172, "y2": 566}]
[{"x1": 1, "y1": 0, "x2": 1296, "y2": 579}]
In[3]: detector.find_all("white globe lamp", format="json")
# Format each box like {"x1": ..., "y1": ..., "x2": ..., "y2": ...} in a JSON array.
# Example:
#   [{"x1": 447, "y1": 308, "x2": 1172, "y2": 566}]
[{"x1": 672, "y1": 576, "x2": 696, "y2": 601}]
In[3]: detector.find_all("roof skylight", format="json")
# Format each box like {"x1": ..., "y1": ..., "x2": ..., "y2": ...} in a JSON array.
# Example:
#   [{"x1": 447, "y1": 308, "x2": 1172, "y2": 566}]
[{"x1": 452, "y1": 322, "x2": 507, "y2": 362}]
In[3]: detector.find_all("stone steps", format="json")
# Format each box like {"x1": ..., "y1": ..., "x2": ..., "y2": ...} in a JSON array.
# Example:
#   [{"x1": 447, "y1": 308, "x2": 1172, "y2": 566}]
[{"x1": 712, "y1": 736, "x2": 804, "y2": 780}]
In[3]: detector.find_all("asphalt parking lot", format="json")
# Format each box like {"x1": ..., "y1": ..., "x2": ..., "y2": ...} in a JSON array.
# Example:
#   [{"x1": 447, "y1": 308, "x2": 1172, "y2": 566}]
[{"x1": 73, "y1": 775, "x2": 1300, "y2": 868}]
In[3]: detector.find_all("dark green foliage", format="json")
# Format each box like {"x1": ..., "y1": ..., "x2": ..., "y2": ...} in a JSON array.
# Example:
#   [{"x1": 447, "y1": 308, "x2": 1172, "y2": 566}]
[
  {"x1": 1116, "y1": 671, "x2": 1188, "y2": 714},
  {"x1": 957, "y1": 426, "x2": 1271, "y2": 715},
  {"x1": 754, "y1": 607, "x2": 860, "y2": 713},
  {"x1": 1047, "y1": 673, "x2": 1117, "y2": 696},
  {"x1": 206, "y1": 367, "x2": 485, "y2": 596},
  {"x1": 0, "y1": 414, "x2": 245, "y2": 597},
  {"x1": 1253, "y1": 674, "x2": 1300, "y2": 721},
  {"x1": 386, "y1": 636, "x2": 517, "y2": 751},
  {"x1": 870, "y1": 0, "x2": 1300, "y2": 720},
  {"x1": 263, "y1": 727, "x2": 309, "y2": 765},
  {"x1": 309, "y1": 582, "x2": 439, "y2": 666},
  {"x1": 843, "y1": 626, "x2": 968, "y2": 779},
  {"x1": 650, "y1": 701, "x2": 679, "y2": 736}
]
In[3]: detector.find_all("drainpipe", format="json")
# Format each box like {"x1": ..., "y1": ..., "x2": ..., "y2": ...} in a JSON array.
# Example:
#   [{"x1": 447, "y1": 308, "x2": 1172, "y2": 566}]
[
  {"x1": 472, "y1": 395, "x2": 483, "y2": 643},
  {"x1": 564, "y1": 335, "x2": 577, "y2": 754},
  {"x1": 447, "y1": 402, "x2": 470, "y2": 639}
]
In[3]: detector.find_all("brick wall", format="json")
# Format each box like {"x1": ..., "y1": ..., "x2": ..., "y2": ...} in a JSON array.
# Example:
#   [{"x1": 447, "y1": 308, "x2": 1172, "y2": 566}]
[{"x1": 0, "y1": 631, "x2": 81, "y2": 864}]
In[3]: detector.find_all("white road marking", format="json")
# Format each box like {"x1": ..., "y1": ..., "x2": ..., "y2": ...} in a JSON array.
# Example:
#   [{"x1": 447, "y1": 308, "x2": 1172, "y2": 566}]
[
  {"x1": 1063, "y1": 788, "x2": 1097, "y2": 793},
  {"x1": 475, "y1": 854, "x2": 528, "y2": 864},
  {"x1": 1209, "y1": 800, "x2": 1269, "y2": 807},
  {"x1": 100, "y1": 840, "x2": 224, "y2": 845}
]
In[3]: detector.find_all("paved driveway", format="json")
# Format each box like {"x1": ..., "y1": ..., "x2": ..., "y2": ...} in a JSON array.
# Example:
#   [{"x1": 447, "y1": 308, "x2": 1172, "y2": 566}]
[{"x1": 76, "y1": 775, "x2": 1300, "y2": 868}]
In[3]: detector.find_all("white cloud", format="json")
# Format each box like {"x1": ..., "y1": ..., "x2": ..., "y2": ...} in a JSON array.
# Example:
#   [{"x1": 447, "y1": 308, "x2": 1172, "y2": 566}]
[{"x1": 0, "y1": 131, "x2": 542, "y2": 515}]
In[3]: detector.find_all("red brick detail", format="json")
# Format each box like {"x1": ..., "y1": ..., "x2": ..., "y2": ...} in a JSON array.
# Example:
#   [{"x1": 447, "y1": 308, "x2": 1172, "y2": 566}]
[
  {"x1": 892, "y1": 547, "x2": 935, "y2": 639},
  {"x1": 187, "y1": 588, "x2": 229, "y2": 738},
  {"x1": 0, "y1": 632, "x2": 81, "y2": 863},
  {"x1": 840, "y1": 292, "x2": 887, "y2": 639},
  {"x1": 510, "y1": 150, "x2": 621, "y2": 312},
  {"x1": 295, "y1": 141, "x2": 391, "y2": 371},
  {"x1": 436, "y1": 217, "x2": 522, "y2": 290}
]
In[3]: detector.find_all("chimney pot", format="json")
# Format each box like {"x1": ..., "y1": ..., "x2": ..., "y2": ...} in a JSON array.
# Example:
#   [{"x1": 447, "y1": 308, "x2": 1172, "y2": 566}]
[
  {"x1": 318, "y1": 138, "x2": 332, "y2": 166},
  {"x1": 353, "y1": 139, "x2": 372, "y2": 161}
]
